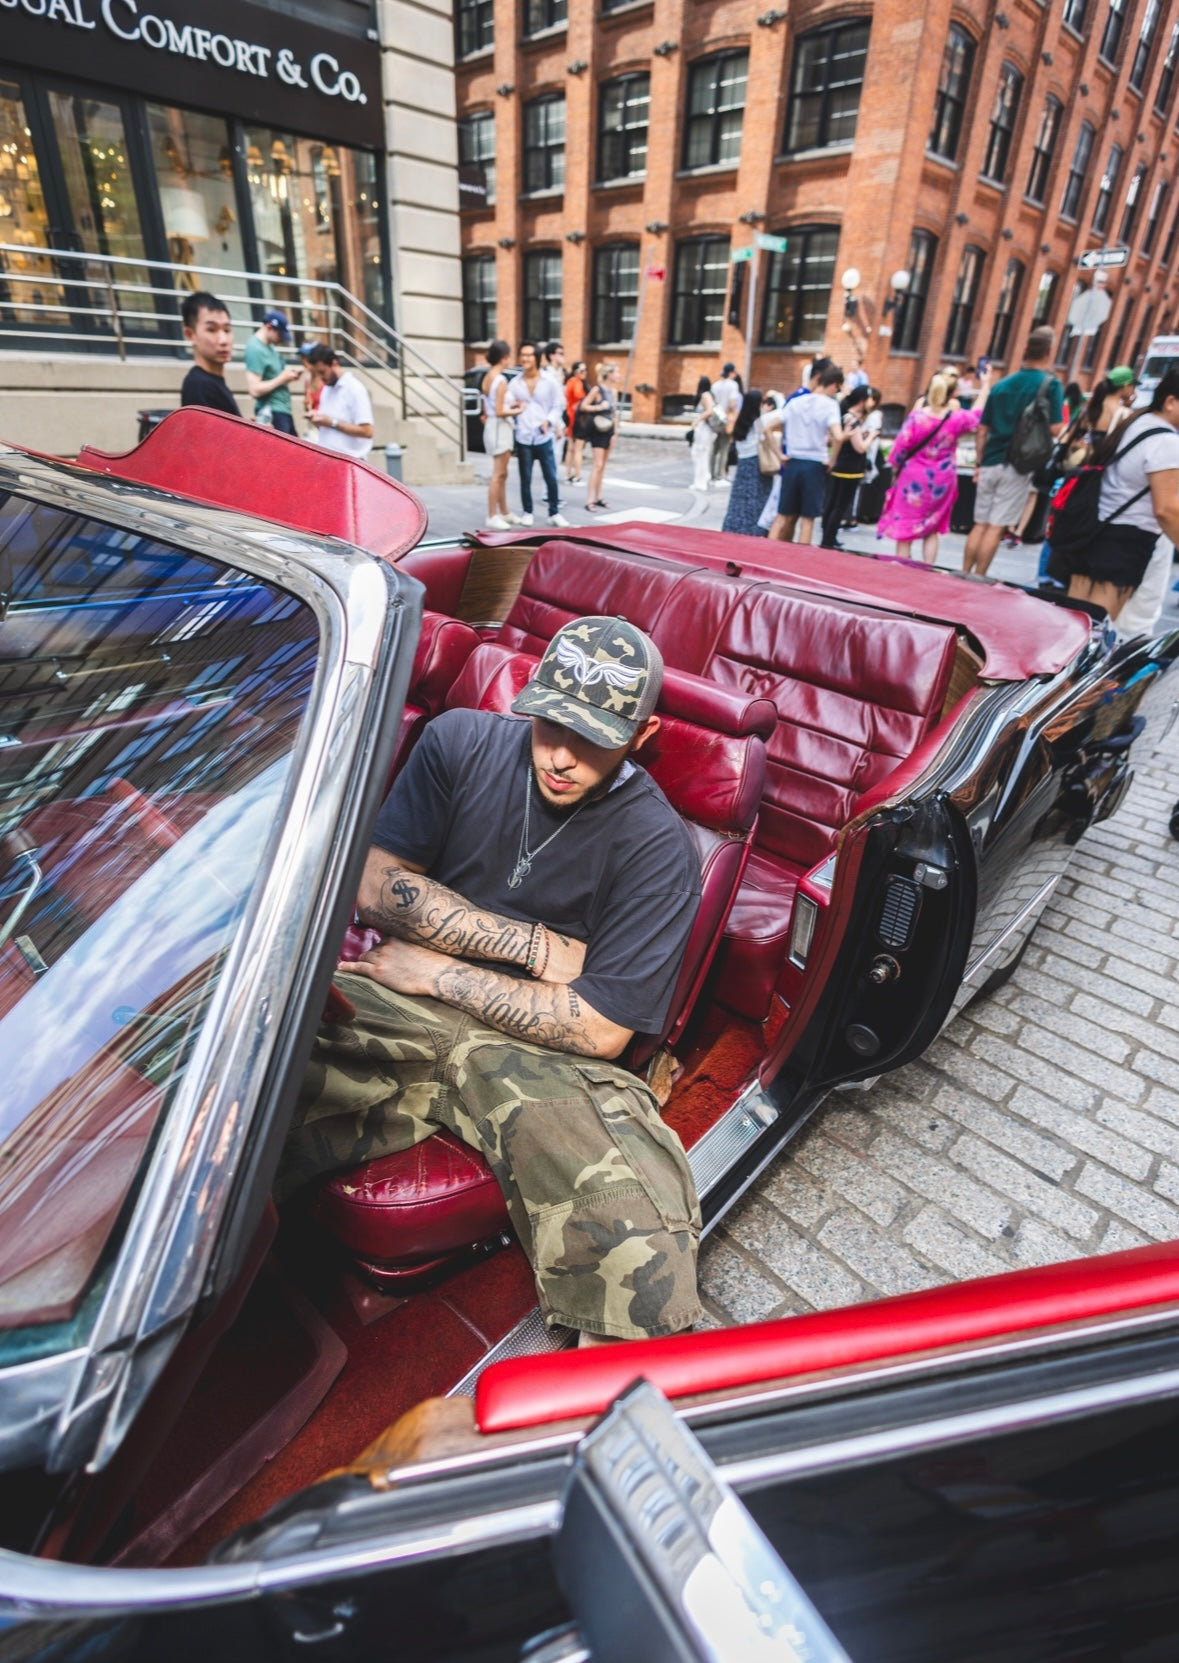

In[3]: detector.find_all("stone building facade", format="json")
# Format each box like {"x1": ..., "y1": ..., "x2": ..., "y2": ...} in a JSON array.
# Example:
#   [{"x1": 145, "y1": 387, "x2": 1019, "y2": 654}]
[{"x1": 454, "y1": 0, "x2": 1179, "y2": 420}]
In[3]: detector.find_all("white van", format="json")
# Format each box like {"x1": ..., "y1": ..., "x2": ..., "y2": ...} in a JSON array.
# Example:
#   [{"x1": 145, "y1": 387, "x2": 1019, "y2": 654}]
[{"x1": 1133, "y1": 335, "x2": 1179, "y2": 406}]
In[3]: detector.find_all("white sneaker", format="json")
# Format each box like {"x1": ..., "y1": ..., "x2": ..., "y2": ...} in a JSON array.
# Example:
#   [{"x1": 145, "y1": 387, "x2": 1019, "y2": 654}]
[
  {"x1": 485, "y1": 513, "x2": 510, "y2": 529},
  {"x1": 548, "y1": 512, "x2": 571, "y2": 527},
  {"x1": 689, "y1": 483, "x2": 707, "y2": 493},
  {"x1": 509, "y1": 512, "x2": 533, "y2": 526}
]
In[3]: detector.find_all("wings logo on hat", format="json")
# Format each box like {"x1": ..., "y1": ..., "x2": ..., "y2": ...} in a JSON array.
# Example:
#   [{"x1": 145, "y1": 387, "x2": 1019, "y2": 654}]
[{"x1": 555, "y1": 635, "x2": 644, "y2": 692}]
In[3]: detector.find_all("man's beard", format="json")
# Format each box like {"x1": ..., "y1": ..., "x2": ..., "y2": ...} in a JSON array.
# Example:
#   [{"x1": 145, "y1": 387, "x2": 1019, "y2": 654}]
[{"x1": 531, "y1": 756, "x2": 627, "y2": 813}]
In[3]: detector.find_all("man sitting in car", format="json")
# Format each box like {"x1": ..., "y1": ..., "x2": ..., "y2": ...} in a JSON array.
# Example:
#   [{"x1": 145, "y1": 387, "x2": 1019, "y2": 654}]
[{"x1": 278, "y1": 617, "x2": 703, "y2": 1345}]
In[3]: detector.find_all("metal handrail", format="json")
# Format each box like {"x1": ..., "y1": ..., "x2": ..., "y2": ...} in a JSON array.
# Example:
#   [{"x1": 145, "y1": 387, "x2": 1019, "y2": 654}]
[{"x1": 0, "y1": 241, "x2": 467, "y2": 460}]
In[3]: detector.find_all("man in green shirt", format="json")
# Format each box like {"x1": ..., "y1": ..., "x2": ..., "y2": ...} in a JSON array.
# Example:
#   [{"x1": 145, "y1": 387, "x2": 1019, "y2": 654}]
[
  {"x1": 964, "y1": 326, "x2": 1064, "y2": 576},
  {"x1": 244, "y1": 308, "x2": 304, "y2": 435}
]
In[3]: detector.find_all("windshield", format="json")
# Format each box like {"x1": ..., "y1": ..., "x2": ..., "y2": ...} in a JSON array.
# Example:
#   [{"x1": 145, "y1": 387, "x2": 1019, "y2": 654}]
[
  {"x1": 0, "y1": 494, "x2": 320, "y2": 1351},
  {"x1": 1141, "y1": 354, "x2": 1179, "y2": 380}
]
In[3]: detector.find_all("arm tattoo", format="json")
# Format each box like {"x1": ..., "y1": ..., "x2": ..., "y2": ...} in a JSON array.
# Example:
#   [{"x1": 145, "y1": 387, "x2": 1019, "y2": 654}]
[
  {"x1": 361, "y1": 863, "x2": 580, "y2": 973},
  {"x1": 434, "y1": 963, "x2": 606, "y2": 1056}
]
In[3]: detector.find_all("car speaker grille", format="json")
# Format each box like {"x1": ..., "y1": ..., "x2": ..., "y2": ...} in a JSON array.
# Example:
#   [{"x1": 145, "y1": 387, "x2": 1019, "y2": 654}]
[{"x1": 878, "y1": 876, "x2": 920, "y2": 950}]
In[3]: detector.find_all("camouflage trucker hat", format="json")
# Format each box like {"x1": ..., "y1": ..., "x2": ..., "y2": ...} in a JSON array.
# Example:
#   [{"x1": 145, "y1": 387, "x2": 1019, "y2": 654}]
[{"x1": 511, "y1": 616, "x2": 663, "y2": 748}]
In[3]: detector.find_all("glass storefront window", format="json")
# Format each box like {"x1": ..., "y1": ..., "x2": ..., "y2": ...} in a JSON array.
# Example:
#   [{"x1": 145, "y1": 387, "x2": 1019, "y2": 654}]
[
  {"x1": 47, "y1": 89, "x2": 156, "y2": 332},
  {"x1": 145, "y1": 105, "x2": 246, "y2": 308},
  {"x1": 0, "y1": 79, "x2": 67, "y2": 330}
]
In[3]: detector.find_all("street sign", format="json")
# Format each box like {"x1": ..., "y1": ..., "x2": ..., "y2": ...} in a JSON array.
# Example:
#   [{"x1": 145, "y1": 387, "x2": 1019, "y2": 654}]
[
  {"x1": 1067, "y1": 284, "x2": 1113, "y2": 336},
  {"x1": 646, "y1": 265, "x2": 665, "y2": 282},
  {"x1": 1079, "y1": 247, "x2": 1129, "y2": 269},
  {"x1": 730, "y1": 245, "x2": 754, "y2": 263},
  {"x1": 756, "y1": 232, "x2": 788, "y2": 253}
]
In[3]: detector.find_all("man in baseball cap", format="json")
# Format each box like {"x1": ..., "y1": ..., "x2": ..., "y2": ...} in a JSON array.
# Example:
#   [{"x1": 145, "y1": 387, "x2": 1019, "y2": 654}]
[
  {"x1": 244, "y1": 308, "x2": 302, "y2": 434},
  {"x1": 280, "y1": 615, "x2": 702, "y2": 1346}
]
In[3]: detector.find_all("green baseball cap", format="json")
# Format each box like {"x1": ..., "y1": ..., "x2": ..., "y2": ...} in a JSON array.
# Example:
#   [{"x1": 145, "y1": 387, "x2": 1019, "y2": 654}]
[
  {"x1": 511, "y1": 616, "x2": 663, "y2": 748},
  {"x1": 1109, "y1": 365, "x2": 1136, "y2": 388}
]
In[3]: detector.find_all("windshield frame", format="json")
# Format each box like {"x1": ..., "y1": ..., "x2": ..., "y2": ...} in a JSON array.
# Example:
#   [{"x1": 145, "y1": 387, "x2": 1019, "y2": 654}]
[{"x1": 0, "y1": 444, "x2": 420, "y2": 1477}]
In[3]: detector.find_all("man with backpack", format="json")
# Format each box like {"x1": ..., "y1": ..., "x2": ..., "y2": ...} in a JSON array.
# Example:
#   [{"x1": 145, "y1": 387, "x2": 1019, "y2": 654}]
[{"x1": 964, "y1": 326, "x2": 1064, "y2": 576}]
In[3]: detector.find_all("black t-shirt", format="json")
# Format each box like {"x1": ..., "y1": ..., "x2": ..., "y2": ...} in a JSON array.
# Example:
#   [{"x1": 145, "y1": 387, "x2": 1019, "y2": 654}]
[
  {"x1": 831, "y1": 420, "x2": 866, "y2": 478},
  {"x1": 373, "y1": 709, "x2": 701, "y2": 1034},
  {"x1": 181, "y1": 365, "x2": 240, "y2": 415}
]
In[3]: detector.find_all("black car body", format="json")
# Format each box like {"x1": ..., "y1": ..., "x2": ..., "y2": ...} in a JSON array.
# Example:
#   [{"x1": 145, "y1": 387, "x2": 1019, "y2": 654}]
[{"x1": 0, "y1": 411, "x2": 1176, "y2": 1661}]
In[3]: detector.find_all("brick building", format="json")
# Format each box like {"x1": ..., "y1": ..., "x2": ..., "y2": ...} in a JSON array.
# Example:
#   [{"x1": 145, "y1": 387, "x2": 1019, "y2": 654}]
[{"x1": 453, "y1": 0, "x2": 1179, "y2": 422}]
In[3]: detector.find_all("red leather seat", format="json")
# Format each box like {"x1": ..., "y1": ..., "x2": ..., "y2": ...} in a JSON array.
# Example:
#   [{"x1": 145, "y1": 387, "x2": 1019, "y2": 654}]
[
  {"x1": 315, "y1": 647, "x2": 771, "y2": 1290},
  {"x1": 385, "y1": 610, "x2": 480, "y2": 787}
]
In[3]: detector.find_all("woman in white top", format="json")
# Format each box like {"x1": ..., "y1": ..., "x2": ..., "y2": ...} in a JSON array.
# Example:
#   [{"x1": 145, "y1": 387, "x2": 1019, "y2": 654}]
[
  {"x1": 1066, "y1": 368, "x2": 1179, "y2": 620},
  {"x1": 481, "y1": 338, "x2": 521, "y2": 530},
  {"x1": 689, "y1": 375, "x2": 717, "y2": 493}
]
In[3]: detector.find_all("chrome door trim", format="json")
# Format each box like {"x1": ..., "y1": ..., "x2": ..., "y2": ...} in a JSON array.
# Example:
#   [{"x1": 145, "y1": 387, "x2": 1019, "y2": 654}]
[{"x1": 962, "y1": 874, "x2": 1061, "y2": 984}]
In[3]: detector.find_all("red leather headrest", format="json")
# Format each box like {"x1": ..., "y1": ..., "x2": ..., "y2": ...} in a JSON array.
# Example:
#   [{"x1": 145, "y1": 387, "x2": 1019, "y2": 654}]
[
  {"x1": 660, "y1": 668, "x2": 776, "y2": 739},
  {"x1": 444, "y1": 642, "x2": 532, "y2": 713},
  {"x1": 643, "y1": 718, "x2": 764, "y2": 833}
]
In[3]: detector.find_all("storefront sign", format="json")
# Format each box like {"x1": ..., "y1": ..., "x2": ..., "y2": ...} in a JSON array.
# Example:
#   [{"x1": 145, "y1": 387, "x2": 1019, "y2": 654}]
[{"x1": 0, "y1": 0, "x2": 383, "y2": 147}]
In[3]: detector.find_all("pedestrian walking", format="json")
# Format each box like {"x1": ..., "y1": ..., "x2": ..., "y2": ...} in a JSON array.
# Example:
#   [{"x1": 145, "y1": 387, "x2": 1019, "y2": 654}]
[
  {"x1": 481, "y1": 338, "x2": 520, "y2": 529},
  {"x1": 768, "y1": 364, "x2": 844, "y2": 544},
  {"x1": 179, "y1": 290, "x2": 240, "y2": 415},
  {"x1": 1063, "y1": 369, "x2": 1179, "y2": 621},
  {"x1": 709, "y1": 361, "x2": 741, "y2": 484},
  {"x1": 688, "y1": 375, "x2": 718, "y2": 494},
  {"x1": 542, "y1": 339, "x2": 567, "y2": 483},
  {"x1": 849, "y1": 386, "x2": 883, "y2": 525},
  {"x1": 878, "y1": 367, "x2": 991, "y2": 563},
  {"x1": 1082, "y1": 366, "x2": 1137, "y2": 446},
  {"x1": 819, "y1": 385, "x2": 875, "y2": 549},
  {"x1": 244, "y1": 308, "x2": 303, "y2": 434},
  {"x1": 304, "y1": 345, "x2": 374, "y2": 458},
  {"x1": 963, "y1": 326, "x2": 1064, "y2": 577},
  {"x1": 564, "y1": 360, "x2": 587, "y2": 483},
  {"x1": 507, "y1": 341, "x2": 570, "y2": 527},
  {"x1": 581, "y1": 362, "x2": 621, "y2": 513},
  {"x1": 722, "y1": 390, "x2": 774, "y2": 536}
]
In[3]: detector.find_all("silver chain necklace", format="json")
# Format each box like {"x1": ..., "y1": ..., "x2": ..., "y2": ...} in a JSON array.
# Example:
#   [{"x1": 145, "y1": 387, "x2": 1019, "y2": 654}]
[{"x1": 508, "y1": 766, "x2": 587, "y2": 888}]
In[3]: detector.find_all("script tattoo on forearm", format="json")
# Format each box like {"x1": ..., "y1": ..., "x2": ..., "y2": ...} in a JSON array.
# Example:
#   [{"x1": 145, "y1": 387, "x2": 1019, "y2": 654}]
[
  {"x1": 361, "y1": 862, "x2": 578, "y2": 972},
  {"x1": 433, "y1": 963, "x2": 603, "y2": 1056}
]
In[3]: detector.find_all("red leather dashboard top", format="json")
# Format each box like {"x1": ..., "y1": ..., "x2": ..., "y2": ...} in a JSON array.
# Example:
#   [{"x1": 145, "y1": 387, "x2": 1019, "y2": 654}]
[
  {"x1": 477, "y1": 525, "x2": 1092, "y2": 683},
  {"x1": 474, "y1": 1241, "x2": 1179, "y2": 1433},
  {"x1": 75, "y1": 407, "x2": 427, "y2": 562}
]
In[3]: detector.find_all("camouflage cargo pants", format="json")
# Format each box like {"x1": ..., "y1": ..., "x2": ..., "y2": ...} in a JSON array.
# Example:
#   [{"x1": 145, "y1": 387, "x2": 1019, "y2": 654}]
[{"x1": 278, "y1": 973, "x2": 702, "y2": 1340}]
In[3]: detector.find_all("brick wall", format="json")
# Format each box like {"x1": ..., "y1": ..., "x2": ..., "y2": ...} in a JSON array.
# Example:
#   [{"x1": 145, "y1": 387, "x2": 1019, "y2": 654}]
[{"x1": 455, "y1": 0, "x2": 1179, "y2": 420}]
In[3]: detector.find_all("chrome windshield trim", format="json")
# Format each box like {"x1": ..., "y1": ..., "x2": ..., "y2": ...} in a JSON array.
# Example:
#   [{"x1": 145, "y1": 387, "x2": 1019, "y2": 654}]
[{"x1": 0, "y1": 447, "x2": 414, "y2": 1474}]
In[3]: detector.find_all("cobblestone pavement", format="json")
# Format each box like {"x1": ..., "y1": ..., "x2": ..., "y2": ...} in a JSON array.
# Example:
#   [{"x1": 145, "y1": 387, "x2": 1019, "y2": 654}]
[{"x1": 699, "y1": 685, "x2": 1179, "y2": 1325}]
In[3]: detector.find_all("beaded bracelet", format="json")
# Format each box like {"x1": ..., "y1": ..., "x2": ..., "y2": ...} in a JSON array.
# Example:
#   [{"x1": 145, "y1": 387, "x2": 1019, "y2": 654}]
[
  {"x1": 534, "y1": 925, "x2": 550, "y2": 981},
  {"x1": 526, "y1": 921, "x2": 541, "y2": 975}
]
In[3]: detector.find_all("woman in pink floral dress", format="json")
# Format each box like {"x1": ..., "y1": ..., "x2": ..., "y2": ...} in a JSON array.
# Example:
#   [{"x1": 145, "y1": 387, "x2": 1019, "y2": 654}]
[{"x1": 878, "y1": 367, "x2": 993, "y2": 563}]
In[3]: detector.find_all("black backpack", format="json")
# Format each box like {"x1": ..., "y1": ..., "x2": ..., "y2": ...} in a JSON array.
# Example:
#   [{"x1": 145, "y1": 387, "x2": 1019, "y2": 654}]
[
  {"x1": 1045, "y1": 422, "x2": 1170, "y2": 572},
  {"x1": 1006, "y1": 373, "x2": 1057, "y2": 476}
]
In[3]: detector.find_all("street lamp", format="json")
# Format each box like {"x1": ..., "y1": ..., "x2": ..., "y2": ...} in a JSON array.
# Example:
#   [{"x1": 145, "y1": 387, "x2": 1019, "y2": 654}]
[
  {"x1": 841, "y1": 266, "x2": 861, "y2": 321},
  {"x1": 881, "y1": 268, "x2": 912, "y2": 318}
]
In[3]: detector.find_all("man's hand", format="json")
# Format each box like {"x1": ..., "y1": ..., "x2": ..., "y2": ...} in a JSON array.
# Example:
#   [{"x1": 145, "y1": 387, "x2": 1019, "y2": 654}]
[
  {"x1": 542, "y1": 927, "x2": 586, "y2": 984},
  {"x1": 342, "y1": 937, "x2": 447, "y2": 998}
]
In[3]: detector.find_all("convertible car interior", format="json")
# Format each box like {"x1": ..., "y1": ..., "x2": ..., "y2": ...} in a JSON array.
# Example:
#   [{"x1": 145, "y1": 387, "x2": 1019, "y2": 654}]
[{"x1": 0, "y1": 410, "x2": 1174, "y2": 1597}]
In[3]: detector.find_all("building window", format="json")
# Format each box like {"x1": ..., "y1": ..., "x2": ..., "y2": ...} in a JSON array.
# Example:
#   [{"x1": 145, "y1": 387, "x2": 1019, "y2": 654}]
[
  {"x1": 943, "y1": 244, "x2": 985, "y2": 357},
  {"x1": 1091, "y1": 143, "x2": 1123, "y2": 235},
  {"x1": 683, "y1": 51, "x2": 749, "y2": 170},
  {"x1": 462, "y1": 253, "x2": 497, "y2": 342},
  {"x1": 456, "y1": 0, "x2": 494, "y2": 57},
  {"x1": 1119, "y1": 163, "x2": 1148, "y2": 244},
  {"x1": 892, "y1": 229, "x2": 937, "y2": 353},
  {"x1": 524, "y1": 0, "x2": 567, "y2": 34},
  {"x1": 1101, "y1": 0, "x2": 1128, "y2": 62},
  {"x1": 1057, "y1": 281, "x2": 1082, "y2": 366},
  {"x1": 928, "y1": 25, "x2": 975, "y2": 162},
  {"x1": 988, "y1": 257, "x2": 1025, "y2": 360},
  {"x1": 760, "y1": 224, "x2": 840, "y2": 347},
  {"x1": 784, "y1": 19, "x2": 871, "y2": 153},
  {"x1": 523, "y1": 249, "x2": 562, "y2": 339},
  {"x1": 1061, "y1": 120, "x2": 1095, "y2": 219},
  {"x1": 1156, "y1": 22, "x2": 1179, "y2": 112},
  {"x1": 591, "y1": 244, "x2": 640, "y2": 342},
  {"x1": 598, "y1": 73, "x2": 649, "y2": 181},
  {"x1": 670, "y1": 235, "x2": 730, "y2": 344},
  {"x1": 981, "y1": 62, "x2": 1023, "y2": 184},
  {"x1": 458, "y1": 111, "x2": 496, "y2": 209},
  {"x1": 1063, "y1": 0, "x2": 1089, "y2": 28},
  {"x1": 522, "y1": 95, "x2": 565, "y2": 194},
  {"x1": 1163, "y1": 198, "x2": 1179, "y2": 264},
  {"x1": 1131, "y1": 303, "x2": 1156, "y2": 365},
  {"x1": 1130, "y1": 0, "x2": 1160, "y2": 88},
  {"x1": 1025, "y1": 96, "x2": 1062, "y2": 203},
  {"x1": 1032, "y1": 269, "x2": 1060, "y2": 326}
]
